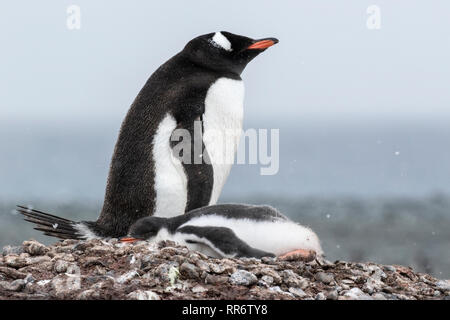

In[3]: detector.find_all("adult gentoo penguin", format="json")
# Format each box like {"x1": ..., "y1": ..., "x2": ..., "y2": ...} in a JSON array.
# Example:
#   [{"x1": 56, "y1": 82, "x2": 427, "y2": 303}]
[
  {"x1": 18, "y1": 32, "x2": 279, "y2": 239},
  {"x1": 120, "y1": 204, "x2": 323, "y2": 260}
]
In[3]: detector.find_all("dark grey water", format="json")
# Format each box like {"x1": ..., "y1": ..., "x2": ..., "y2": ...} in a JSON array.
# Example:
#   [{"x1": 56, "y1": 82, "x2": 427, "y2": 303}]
[{"x1": 0, "y1": 119, "x2": 449, "y2": 278}]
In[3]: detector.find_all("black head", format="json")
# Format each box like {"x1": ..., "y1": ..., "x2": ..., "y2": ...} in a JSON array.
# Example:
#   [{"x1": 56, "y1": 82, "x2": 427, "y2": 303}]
[
  {"x1": 181, "y1": 31, "x2": 279, "y2": 75},
  {"x1": 121, "y1": 216, "x2": 166, "y2": 242}
]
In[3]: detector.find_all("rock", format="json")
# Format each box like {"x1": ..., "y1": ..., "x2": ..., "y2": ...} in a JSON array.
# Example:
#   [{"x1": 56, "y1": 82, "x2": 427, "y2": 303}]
[
  {"x1": 54, "y1": 260, "x2": 69, "y2": 273},
  {"x1": 282, "y1": 271, "x2": 308, "y2": 289},
  {"x1": 127, "y1": 290, "x2": 160, "y2": 300},
  {"x1": 205, "y1": 274, "x2": 228, "y2": 285},
  {"x1": 0, "y1": 279, "x2": 25, "y2": 292},
  {"x1": 341, "y1": 288, "x2": 373, "y2": 300},
  {"x1": 256, "y1": 268, "x2": 282, "y2": 284},
  {"x1": 0, "y1": 238, "x2": 445, "y2": 300},
  {"x1": 315, "y1": 272, "x2": 334, "y2": 284},
  {"x1": 436, "y1": 280, "x2": 450, "y2": 292},
  {"x1": 195, "y1": 260, "x2": 210, "y2": 272},
  {"x1": 289, "y1": 287, "x2": 307, "y2": 298},
  {"x1": 258, "y1": 275, "x2": 274, "y2": 287},
  {"x1": 209, "y1": 263, "x2": 226, "y2": 274},
  {"x1": 23, "y1": 240, "x2": 48, "y2": 256},
  {"x1": 179, "y1": 262, "x2": 200, "y2": 279},
  {"x1": 372, "y1": 293, "x2": 387, "y2": 300},
  {"x1": 2, "y1": 245, "x2": 24, "y2": 256},
  {"x1": 368, "y1": 265, "x2": 387, "y2": 280},
  {"x1": 0, "y1": 266, "x2": 27, "y2": 279},
  {"x1": 192, "y1": 285, "x2": 208, "y2": 293},
  {"x1": 51, "y1": 274, "x2": 81, "y2": 297},
  {"x1": 269, "y1": 286, "x2": 293, "y2": 297},
  {"x1": 116, "y1": 270, "x2": 139, "y2": 284},
  {"x1": 4, "y1": 255, "x2": 28, "y2": 269},
  {"x1": 37, "y1": 279, "x2": 51, "y2": 286},
  {"x1": 326, "y1": 290, "x2": 339, "y2": 300},
  {"x1": 24, "y1": 274, "x2": 35, "y2": 284},
  {"x1": 383, "y1": 265, "x2": 396, "y2": 272},
  {"x1": 88, "y1": 246, "x2": 113, "y2": 255},
  {"x1": 315, "y1": 292, "x2": 326, "y2": 300},
  {"x1": 77, "y1": 289, "x2": 102, "y2": 300},
  {"x1": 66, "y1": 264, "x2": 81, "y2": 275},
  {"x1": 25, "y1": 256, "x2": 51, "y2": 265},
  {"x1": 229, "y1": 270, "x2": 258, "y2": 286}
]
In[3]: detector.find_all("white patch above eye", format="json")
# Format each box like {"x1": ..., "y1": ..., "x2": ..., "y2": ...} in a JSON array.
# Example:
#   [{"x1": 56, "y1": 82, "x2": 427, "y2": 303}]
[{"x1": 210, "y1": 32, "x2": 232, "y2": 52}]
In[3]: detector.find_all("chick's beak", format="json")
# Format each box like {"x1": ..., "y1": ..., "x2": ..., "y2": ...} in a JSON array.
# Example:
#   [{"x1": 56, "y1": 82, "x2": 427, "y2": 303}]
[
  {"x1": 247, "y1": 38, "x2": 279, "y2": 50},
  {"x1": 120, "y1": 237, "x2": 142, "y2": 243}
]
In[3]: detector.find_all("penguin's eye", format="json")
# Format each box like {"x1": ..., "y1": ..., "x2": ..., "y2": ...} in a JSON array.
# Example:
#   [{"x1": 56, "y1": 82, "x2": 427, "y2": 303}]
[{"x1": 209, "y1": 32, "x2": 233, "y2": 52}]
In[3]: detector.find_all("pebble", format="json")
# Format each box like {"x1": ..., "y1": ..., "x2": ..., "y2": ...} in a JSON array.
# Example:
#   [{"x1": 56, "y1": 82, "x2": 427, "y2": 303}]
[
  {"x1": 258, "y1": 275, "x2": 274, "y2": 287},
  {"x1": 2, "y1": 245, "x2": 24, "y2": 256},
  {"x1": 24, "y1": 274, "x2": 35, "y2": 284},
  {"x1": 289, "y1": 287, "x2": 307, "y2": 298},
  {"x1": 0, "y1": 266, "x2": 27, "y2": 279},
  {"x1": 436, "y1": 280, "x2": 450, "y2": 292},
  {"x1": 116, "y1": 270, "x2": 139, "y2": 284},
  {"x1": 326, "y1": 290, "x2": 339, "y2": 300},
  {"x1": 0, "y1": 238, "x2": 445, "y2": 300},
  {"x1": 205, "y1": 274, "x2": 228, "y2": 285},
  {"x1": 77, "y1": 289, "x2": 102, "y2": 300},
  {"x1": 372, "y1": 293, "x2": 387, "y2": 300},
  {"x1": 209, "y1": 263, "x2": 226, "y2": 274},
  {"x1": 127, "y1": 290, "x2": 160, "y2": 300},
  {"x1": 383, "y1": 265, "x2": 396, "y2": 272},
  {"x1": 269, "y1": 286, "x2": 293, "y2": 297},
  {"x1": 23, "y1": 240, "x2": 48, "y2": 256},
  {"x1": 315, "y1": 292, "x2": 327, "y2": 300},
  {"x1": 191, "y1": 285, "x2": 208, "y2": 293},
  {"x1": 229, "y1": 270, "x2": 258, "y2": 286},
  {"x1": 342, "y1": 288, "x2": 373, "y2": 300},
  {"x1": 0, "y1": 279, "x2": 25, "y2": 292},
  {"x1": 257, "y1": 268, "x2": 282, "y2": 284},
  {"x1": 180, "y1": 262, "x2": 200, "y2": 279},
  {"x1": 315, "y1": 272, "x2": 334, "y2": 284},
  {"x1": 54, "y1": 260, "x2": 69, "y2": 273}
]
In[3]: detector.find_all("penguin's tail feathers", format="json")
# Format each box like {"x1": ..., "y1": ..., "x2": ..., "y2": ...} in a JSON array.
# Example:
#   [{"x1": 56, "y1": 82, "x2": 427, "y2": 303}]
[{"x1": 16, "y1": 205, "x2": 86, "y2": 240}]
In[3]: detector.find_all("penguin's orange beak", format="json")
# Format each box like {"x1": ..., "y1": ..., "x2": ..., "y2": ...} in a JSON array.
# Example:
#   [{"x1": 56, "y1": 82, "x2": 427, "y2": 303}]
[
  {"x1": 247, "y1": 38, "x2": 279, "y2": 50},
  {"x1": 120, "y1": 237, "x2": 142, "y2": 243}
]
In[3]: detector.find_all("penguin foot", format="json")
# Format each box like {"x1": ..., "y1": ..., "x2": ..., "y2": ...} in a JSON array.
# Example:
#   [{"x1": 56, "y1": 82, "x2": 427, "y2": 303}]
[
  {"x1": 278, "y1": 249, "x2": 316, "y2": 262},
  {"x1": 120, "y1": 237, "x2": 141, "y2": 243}
]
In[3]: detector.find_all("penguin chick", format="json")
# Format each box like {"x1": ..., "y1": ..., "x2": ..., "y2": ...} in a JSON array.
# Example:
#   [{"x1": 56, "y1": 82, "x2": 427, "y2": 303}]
[{"x1": 122, "y1": 204, "x2": 323, "y2": 260}]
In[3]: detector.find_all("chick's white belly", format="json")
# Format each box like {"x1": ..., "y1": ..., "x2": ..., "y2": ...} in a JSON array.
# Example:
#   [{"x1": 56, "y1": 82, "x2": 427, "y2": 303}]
[{"x1": 178, "y1": 215, "x2": 323, "y2": 256}]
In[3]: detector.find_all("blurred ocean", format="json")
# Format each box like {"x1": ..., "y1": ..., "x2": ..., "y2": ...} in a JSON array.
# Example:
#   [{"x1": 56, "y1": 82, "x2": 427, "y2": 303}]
[{"x1": 0, "y1": 119, "x2": 449, "y2": 278}]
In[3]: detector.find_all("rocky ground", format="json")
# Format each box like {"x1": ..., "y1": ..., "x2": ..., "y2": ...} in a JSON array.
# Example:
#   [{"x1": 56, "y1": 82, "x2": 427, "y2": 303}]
[{"x1": 0, "y1": 239, "x2": 449, "y2": 300}]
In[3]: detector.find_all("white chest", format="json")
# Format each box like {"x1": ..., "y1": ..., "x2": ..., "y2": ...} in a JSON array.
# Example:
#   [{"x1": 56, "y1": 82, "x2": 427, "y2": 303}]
[
  {"x1": 202, "y1": 78, "x2": 245, "y2": 204},
  {"x1": 152, "y1": 114, "x2": 188, "y2": 218}
]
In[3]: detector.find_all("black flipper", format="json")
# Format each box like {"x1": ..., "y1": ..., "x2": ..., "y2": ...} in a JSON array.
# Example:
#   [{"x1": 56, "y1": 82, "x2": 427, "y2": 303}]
[
  {"x1": 177, "y1": 225, "x2": 275, "y2": 258},
  {"x1": 16, "y1": 205, "x2": 85, "y2": 240},
  {"x1": 170, "y1": 117, "x2": 214, "y2": 211}
]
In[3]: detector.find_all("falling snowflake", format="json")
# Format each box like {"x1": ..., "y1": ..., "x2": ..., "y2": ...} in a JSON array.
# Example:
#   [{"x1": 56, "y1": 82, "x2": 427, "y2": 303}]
[
  {"x1": 326, "y1": 214, "x2": 331, "y2": 219},
  {"x1": 52, "y1": 223, "x2": 58, "y2": 229},
  {"x1": 336, "y1": 244, "x2": 341, "y2": 249},
  {"x1": 394, "y1": 151, "x2": 400, "y2": 156}
]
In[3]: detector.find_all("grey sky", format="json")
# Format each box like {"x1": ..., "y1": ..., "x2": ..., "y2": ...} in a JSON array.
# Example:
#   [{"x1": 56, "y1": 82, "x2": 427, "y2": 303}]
[{"x1": 1, "y1": 1, "x2": 449, "y2": 124}]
